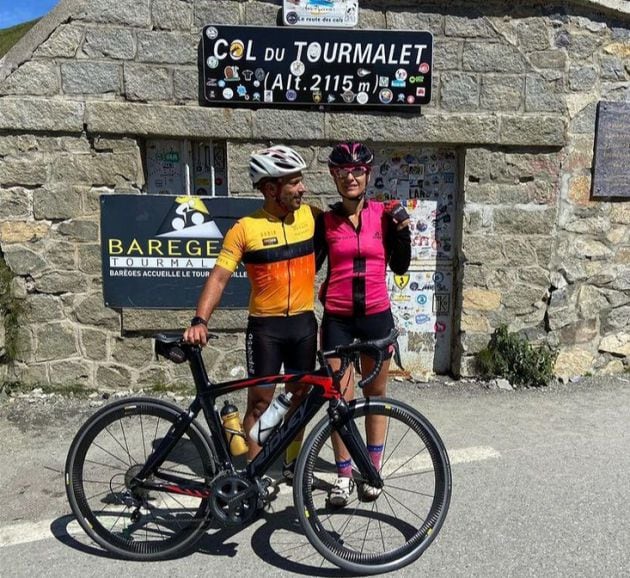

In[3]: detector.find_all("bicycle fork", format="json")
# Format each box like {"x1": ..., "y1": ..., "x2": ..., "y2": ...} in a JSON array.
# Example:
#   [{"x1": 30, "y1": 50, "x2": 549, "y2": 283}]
[{"x1": 329, "y1": 400, "x2": 383, "y2": 488}]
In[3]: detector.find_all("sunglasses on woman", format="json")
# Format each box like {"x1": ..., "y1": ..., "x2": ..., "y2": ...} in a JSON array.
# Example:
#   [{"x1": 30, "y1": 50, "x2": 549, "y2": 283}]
[{"x1": 332, "y1": 166, "x2": 370, "y2": 179}]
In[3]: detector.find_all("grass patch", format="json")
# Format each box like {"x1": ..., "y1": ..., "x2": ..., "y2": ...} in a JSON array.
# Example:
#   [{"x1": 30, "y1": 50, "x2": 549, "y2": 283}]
[
  {"x1": 0, "y1": 20, "x2": 38, "y2": 58},
  {"x1": 476, "y1": 325, "x2": 558, "y2": 387},
  {"x1": 1, "y1": 381, "x2": 92, "y2": 398},
  {"x1": 148, "y1": 382, "x2": 195, "y2": 395}
]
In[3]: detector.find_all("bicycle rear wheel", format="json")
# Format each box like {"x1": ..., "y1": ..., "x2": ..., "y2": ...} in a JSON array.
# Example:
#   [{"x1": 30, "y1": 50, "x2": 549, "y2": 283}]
[
  {"x1": 293, "y1": 397, "x2": 451, "y2": 574},
  {"x1": 65, "y1": 397, "x2": 216, "y2": 560}
]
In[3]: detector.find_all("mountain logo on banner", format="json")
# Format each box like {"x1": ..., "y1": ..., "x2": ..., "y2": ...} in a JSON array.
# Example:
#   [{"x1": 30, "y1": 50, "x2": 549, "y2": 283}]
[{"x1": 156, "y1": 196, "x2": 223, "y2": 238}]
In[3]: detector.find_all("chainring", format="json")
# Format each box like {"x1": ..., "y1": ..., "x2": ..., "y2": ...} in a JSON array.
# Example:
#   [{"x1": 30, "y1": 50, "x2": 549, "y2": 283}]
[{"x1": 208, "y1": 472, "x2": 259, "y2": 527}]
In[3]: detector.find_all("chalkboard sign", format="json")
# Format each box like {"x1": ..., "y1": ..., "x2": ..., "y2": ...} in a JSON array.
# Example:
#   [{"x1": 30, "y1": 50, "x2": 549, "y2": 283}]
[
  {"x1": 201, "y1": 25, "x2": 433, "y2": 108},
  {"x1": 592, "y1": 101, "x2": 630, "y2": 198}
]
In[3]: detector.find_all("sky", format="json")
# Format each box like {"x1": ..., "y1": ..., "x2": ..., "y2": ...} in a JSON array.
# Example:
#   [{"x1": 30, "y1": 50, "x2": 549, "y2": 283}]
[{"x1": 0, "y1": 0, "x2": 59, "y2": 29}]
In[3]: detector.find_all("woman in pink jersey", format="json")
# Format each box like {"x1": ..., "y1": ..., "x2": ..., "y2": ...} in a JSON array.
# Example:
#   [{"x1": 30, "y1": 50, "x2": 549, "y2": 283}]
[{"x1": 315, "y1": 141, "x2": 411, "y2": 507}]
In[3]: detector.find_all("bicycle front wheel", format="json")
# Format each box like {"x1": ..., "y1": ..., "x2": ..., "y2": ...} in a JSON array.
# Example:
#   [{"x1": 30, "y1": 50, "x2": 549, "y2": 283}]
[
  {"x1": 293, "y1": 397, "x2": 451, "y2": 574},
  {"x1": 65, "y1": 397, "x2": 216, "y2": 560}
]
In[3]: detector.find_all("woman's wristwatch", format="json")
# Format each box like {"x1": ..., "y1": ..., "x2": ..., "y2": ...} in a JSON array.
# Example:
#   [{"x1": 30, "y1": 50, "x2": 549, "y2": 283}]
[{"x1": 190, "y1": 316, "x2": 208, "y2": 327}]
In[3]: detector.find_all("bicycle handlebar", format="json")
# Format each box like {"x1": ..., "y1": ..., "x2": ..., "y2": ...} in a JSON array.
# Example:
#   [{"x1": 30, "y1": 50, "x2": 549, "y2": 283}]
[
  {"x1": 155, "y1": 329, "x2": 403, "y2": 389},
  {"x1": 321, "y1": 328, "x2": 403, "y2": 389}
]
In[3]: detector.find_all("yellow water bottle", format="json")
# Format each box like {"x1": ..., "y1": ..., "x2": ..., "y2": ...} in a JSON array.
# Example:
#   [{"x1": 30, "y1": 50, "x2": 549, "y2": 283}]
[{"x1": 220, "y1": 401, "x2": 248, "y2": 456}]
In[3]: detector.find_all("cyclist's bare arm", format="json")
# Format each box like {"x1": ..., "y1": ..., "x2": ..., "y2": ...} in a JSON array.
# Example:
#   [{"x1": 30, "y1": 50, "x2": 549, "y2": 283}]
[{"x1": 183, "y1": 264, "x2": 232, "y2": 346}]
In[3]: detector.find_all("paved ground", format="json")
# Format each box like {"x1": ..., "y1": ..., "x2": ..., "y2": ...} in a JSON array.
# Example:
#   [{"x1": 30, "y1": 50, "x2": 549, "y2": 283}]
[{"x1": 1, "y1": 374, "x2": 629, "y2": 577}]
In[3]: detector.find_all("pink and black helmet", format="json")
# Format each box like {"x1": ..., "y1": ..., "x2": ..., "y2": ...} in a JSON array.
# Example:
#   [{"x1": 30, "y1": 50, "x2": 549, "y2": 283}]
[{"x1": 327, "y1": 141, "x2": 374, "y2": 168}]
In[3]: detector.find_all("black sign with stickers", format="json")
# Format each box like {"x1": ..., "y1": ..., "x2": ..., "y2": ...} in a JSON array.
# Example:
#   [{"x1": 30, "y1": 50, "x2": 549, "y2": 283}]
[{"x1": 201, "y1": 25, "x2": 433, "y2": 108}]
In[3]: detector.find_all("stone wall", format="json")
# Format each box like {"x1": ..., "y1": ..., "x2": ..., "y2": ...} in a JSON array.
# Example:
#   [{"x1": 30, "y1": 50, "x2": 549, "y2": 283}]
[{"x1": 0, "y1": 0, "x2": 628, "y2": 388}]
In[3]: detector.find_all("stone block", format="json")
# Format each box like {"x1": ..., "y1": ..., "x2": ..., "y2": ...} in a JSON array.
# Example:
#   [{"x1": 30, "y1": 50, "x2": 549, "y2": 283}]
[
  {"x1": 493, "y1": 207, "x2": 556, "y2": 235},
  {"x1": 567, "y1": 33, "x2": 602, "y2": 59},
  {"x1": 558, "y1": 318, "x2": 600, "y2": 345},
  {"x1": 34, "y1": 24, "x2": 84, "y2": 58},
  {"x1": 499, "y1": 116, "x2": 566, "y2": 146},
  {"x1": 48, "y1": 360, "x2": 92, "y2": 387},
  {"x1": 44, "y1": 240, "x2": 77, "y2": 270},
  {"x1": 528, "y1": 50, "x2": 567, "y2": 70},
  {"x1": 461, "y1": 332, "x2": 490, "y2": 354},
  {"x1": 36, "y1": 322, "x2": 78, "y2": 361},
  {"x1": 325, "y1": 112, "x2": 499, "y2": 144},
  {"x1": 568, "y1": 66, "x2": 598, "y2": 91},
  {"x1": 13, "y1": 362, "x2": 49, "y2": 386},
  {"x1": 462, "y1": 235, "x2": 504, "y2": 265},
  {"x1": 194, "y1": 0, "x2": 241, "y2": 27},
  {"x1": 460, "y1": 312, "x2": 490, "y2": 333},
  {"x1": 243, "y1": 0, "x2": 281, "y2": 25},
  {"x1": 173, "y1": 67, "x2": 199, "y2": 101},
  {"x1": 463, "y1": 42, "x2": 527, "y2": 73},
  {"x1": 111, "y1": 336, "x2": 154, "y2": 367},
  {"x1": 480, "y1": 75, "x2": 523, "y2": 111},
  {"x1": 124, "y1": 64, "x2": 173, "y2": 102},
  {"x1": 1, "y1": 244, "x2": 47, "y2": 275},
  {"x1": 33, "y1": 184, "x2": 87, "y2": 220},
  {"x1": 525, "y1": 73, "x2": 566, "y2": 113},
  {"x1": 61, "y1": 62, "x2": 121, "y2": 95},
  {"x1": 604, "y1": 305, "x2": 630, "y2": 332},
  {"x1": 445, "y1": 15, "x2": 495, "y2": 38},
  {"x1": 152, "y1": 0, "x2": 193, "y2": 30},
  {"x1": 502, "y1": 284, "x2": 547, "y2": 314},
  {"x1": 82, "y1": 27, "x2": 136, "y2": 59},
  {"x1": 610, "y1": 205, "x2": 630, "y2": 224},
  {"x1": 78, "y1": 244, "x2": 102, "y2": 274},
  {"x1": 387, "y1": 11, "x2": 444, "y2": 35},
  {"x1": 553, "y1": 346, "x2": 595, "y2": 379},
  {"x1": 74, "y1": 293, "x2": 120, "y2": 329},
  {"x1": 136, "y1": 366, "x2": 171, "y2": 388},
  {"x1": 0, "y1": 222, "x2": 49, "y2": 245},
  {"x1": 74, "y1": 0, "x2": 151, "y2": 27},
  {"x1": 0, "y1": 187, "x2": 30, "y2": 219},
  {"x1": 35, "y1": 271, "x2": 89, "y2": 294},
  {"x1": 56, "y1": 219, "x2": 99, "y2": 242},
  {"x1": 598, "y1": 333, "x2": 630, "y2": 357},
  {"x1": 86, "y1": 101, "x2": 253, "y2": 138},
  {"x1": 433, "y1": 39, "x2": 461, "y2": 70},
  {"x1": 253, "y1": 109, "x2": 325, "y2": 140},
  {"x1": 572, "y1": 238, "x2": 614, "y2": 261},
  {"x1": 502, "y1": 239, "x2": 539, "y2": 266},
  {"x1": 0, "y1": 156, "x2": 49, "y2": 186},
  {"x1": 463, "y1": 288, "x2": 501, "y2": 311},
  {"x1": 24, "y1": 294, "x2": 64, "y2": 323},
  {"x1": 136, "y1": 31, "x2": 197, "y2": 64},
  {"x1": 0, "y1": 97, "x2": 84, "y2": 132},
  {"x1": 0, "y1": 61, "x2": 60, "y2": 96},
  {"x1": 515, "y1": 18, "x2": 551, "y2": 51},
  {"x1": 578, "y1": 284, "x2": 610, "y2": 320},
  {"x1": 440, "y1": 72, "x2": 479, "y2": 111},
  {"x1": 96, "y1": 364, "x2": 133, "y2": 389},
  {"x1": 50, "y1": 152, "x2": 141, "y2": 186}
]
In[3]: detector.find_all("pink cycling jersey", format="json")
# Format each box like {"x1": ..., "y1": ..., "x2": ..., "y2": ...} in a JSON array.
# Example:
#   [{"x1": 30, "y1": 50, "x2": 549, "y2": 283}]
[{"x1": 318, "y1": 200, "x2": 392, "y2": 317}]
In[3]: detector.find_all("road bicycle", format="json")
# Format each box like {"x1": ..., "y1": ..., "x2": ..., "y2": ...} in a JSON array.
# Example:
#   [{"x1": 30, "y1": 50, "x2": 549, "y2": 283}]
[{"x1": 65, "y1": 329, "x2": 451, "y2": 574}]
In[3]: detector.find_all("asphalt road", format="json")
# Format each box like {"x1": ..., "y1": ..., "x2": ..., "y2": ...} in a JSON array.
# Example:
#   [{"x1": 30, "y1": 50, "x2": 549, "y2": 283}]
[{"x1": 1, "y1": 375, "x2": 629, "y2": 577}]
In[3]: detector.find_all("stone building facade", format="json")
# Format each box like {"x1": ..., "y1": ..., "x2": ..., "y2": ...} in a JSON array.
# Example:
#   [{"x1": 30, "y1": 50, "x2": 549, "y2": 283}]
[{"x1": 0, "y1": 0, "x2": 628, "y2": 389}]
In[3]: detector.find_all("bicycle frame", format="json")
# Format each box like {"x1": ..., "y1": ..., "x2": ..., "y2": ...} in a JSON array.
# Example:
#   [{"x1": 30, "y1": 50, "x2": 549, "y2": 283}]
[{"x1": 132, "y1": 343, "x2": 383, "y2": 499}]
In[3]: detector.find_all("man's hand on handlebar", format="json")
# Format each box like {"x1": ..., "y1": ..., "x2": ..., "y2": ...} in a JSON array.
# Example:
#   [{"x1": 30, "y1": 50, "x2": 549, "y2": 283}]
[{"x1": 183, "y1": 323, "x2": 209, "y2": 347}]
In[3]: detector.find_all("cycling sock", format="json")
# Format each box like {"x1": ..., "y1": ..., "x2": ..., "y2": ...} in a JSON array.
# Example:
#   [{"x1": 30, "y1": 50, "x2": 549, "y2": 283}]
[
  {"x1": 368, "y1": 444, "x2": 384, "y2": 470},
  {"x1": 336, "y1": 459, "x2": 353, "y2": 478},
  {"x1": 285, "y1": 440, "x2": 301, "y2": 464}
]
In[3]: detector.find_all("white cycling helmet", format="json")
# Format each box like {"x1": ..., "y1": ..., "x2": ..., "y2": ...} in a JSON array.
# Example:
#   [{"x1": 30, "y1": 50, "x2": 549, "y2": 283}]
[{"x1": 249, "y1": 145, "x2": 307, "y2": 185}]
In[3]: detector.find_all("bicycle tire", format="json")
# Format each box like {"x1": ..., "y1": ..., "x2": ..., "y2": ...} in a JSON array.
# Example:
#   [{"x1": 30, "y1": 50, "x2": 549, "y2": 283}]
[
  {"x1": 293, "y1": 397, "x2": 451, "y2": 574},
  {"x1": 65, "y1": 397, "x2": 216, "y2": 560}
]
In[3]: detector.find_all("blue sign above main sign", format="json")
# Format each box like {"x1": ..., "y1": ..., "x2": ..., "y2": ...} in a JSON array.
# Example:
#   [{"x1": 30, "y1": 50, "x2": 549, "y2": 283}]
[{"x1": 201, "y1": 25, "x2": 433, "y2": 108}]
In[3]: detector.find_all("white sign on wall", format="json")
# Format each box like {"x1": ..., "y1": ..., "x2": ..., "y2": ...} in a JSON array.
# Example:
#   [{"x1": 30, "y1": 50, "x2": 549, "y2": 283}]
[{"x1": 283, "y1": 0, "x2": 358, "y2": 27}]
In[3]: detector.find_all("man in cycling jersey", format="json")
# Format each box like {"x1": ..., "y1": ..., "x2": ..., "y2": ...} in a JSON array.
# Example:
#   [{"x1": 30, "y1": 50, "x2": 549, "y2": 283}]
[{"x1": 184, "y1": 145, "x2": 320, "y2": 477}]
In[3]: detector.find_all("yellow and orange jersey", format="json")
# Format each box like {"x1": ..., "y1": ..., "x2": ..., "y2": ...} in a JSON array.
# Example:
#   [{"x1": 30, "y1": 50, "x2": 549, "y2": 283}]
[{"x1": 216, "y1": 204, "x2": 321, "y2": 316}]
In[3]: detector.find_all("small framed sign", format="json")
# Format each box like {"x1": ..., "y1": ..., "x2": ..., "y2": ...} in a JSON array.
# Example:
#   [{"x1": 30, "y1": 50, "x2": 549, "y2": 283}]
[
  {"x1": 592, "y1": 101, "x2": 630, "y2": 198},
  {"x1": 283, "y1": 0, "x2": 359, "y2": 28},
  {"x1": 201, "y1": 25, "x2": 433, "y2": 109}
]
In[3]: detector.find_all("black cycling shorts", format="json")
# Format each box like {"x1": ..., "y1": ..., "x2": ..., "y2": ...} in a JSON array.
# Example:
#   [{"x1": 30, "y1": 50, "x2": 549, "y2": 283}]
[
  {"x1": 246, "y1": 311, "x2": 317, "y2": 379},
  {"x1": 320, "y1": 308, "x2": 395, "y2": 360}
]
